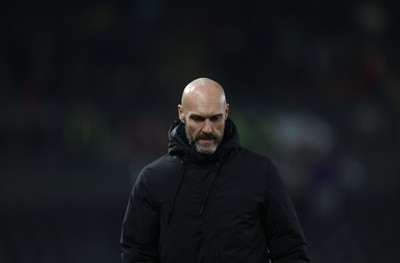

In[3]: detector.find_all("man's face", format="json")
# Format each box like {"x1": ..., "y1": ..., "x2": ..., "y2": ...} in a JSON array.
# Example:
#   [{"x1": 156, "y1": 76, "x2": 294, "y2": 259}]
[
  {"x1": 184, "y1": 112, "x2": 226, "y2": 154},
  {"x1": 180, "y1": 100, "x2": 228, "y2": 154}
]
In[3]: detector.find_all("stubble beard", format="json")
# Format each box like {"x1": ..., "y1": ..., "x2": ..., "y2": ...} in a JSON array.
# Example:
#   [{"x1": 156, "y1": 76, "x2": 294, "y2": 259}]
[{"x1": 185, "y1": 126, "x2": 224, "y2": 155}]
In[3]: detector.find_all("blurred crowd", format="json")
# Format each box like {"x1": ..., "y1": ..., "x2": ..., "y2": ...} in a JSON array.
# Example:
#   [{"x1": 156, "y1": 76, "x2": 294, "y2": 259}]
[{"x1": 0, "y1": 1, "x2": 399, "y2": 262}]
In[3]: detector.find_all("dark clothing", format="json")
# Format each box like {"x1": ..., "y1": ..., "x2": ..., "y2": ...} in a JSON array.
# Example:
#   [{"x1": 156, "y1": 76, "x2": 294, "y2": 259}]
[{"x1": 121, "y1": 119, "x2": 310, "y2": 263}]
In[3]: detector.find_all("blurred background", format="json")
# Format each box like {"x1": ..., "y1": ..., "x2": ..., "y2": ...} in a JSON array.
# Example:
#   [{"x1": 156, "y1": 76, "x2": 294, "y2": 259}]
[{"x1": 1, "y1": 0, "x2": 399, "y2": 262}]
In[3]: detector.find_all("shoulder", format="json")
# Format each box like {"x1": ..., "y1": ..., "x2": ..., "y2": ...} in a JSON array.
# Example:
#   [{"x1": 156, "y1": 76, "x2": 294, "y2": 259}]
[
  {"x1": 145, "y1": 154, "x2": 181, "y2": 172},
  {"x1": 137, "y1": 154, "x2": 183, "y2": 185},
  {"x1": 132, "y1": 154, "x2": 183, "y2": 203}
]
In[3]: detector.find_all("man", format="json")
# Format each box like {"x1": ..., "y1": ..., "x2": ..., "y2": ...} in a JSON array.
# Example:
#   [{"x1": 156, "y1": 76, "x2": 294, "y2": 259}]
[{"x1": 120, "y1": 77, "x2": 310, "y2": 262}]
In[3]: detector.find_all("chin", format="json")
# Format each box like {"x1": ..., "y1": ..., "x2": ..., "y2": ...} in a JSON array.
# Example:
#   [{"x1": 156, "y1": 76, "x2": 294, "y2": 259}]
[{"x1": 195, "y1": 144, "x2": 218, "y2": 155}]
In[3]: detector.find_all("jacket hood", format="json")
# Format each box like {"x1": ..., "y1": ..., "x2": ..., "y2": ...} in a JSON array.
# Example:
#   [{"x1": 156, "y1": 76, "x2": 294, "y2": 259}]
[{"x1": 167, "y1": 118, "x2": 241, "y2": 163}]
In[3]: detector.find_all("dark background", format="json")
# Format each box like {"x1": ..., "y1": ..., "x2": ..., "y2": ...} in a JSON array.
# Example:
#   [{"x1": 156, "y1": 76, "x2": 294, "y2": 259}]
[{"x1": 1, "y1": 1, "x2": 399, "y2": 262}]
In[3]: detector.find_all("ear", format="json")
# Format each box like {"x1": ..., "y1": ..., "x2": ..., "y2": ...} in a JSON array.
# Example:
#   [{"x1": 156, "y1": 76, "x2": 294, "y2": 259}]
[
  {"x1": 178, "y1": 104, "x2": 185, "y2": 123},
  {"x1": 225, "y1": 103, "x2": 230, "y2": 120}
]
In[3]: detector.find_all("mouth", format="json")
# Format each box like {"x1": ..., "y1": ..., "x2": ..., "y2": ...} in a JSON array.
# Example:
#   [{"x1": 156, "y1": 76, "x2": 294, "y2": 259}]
[{"x1": 198, "y1": 138, "x2": 215, "y2": 145}]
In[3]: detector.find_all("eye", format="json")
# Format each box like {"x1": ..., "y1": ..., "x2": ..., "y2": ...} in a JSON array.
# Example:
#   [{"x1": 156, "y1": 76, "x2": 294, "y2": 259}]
[
  {"x1": 210, "y1": 115, "x2": 222, "y2": 122},
  {"x1": 191, "y1": 116, "x2": 205, "y2": 122}
]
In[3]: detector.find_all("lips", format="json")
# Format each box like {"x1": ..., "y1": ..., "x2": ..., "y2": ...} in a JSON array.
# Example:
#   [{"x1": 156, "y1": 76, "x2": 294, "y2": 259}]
[
  {"x1": 198, "y1": 137, "x2": 215, "y2": 145},
  {"x1": 199, "y1": 138, "x2": 213, "y2": 143},
  {"x1": 198, "y1": 136, "x2": 214, "y2": 141}
]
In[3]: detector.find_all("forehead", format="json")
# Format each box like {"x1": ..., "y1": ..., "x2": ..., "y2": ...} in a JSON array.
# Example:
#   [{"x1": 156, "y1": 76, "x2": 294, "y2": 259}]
[
  {"x1": 186, "y1": 100, "x2": 226, "y2": 117},
  {"x1": 183, "y1": 87, "x2": 226, "y2": 115}
]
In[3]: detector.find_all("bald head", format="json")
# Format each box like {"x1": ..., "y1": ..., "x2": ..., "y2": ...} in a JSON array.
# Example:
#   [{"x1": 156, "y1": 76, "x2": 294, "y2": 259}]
[{"x1": 180, "y1": 77, "x2": 227, "y2": 112}]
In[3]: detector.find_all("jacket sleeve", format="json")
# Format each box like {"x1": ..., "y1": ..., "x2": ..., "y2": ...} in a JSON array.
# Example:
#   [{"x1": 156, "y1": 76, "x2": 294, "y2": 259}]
[
  {"x1": 120, "y1": 169, "x2": 160, "y2": 263},
  {"x1": 264, "y1": 161, "x2": 310, "y2": 263}
]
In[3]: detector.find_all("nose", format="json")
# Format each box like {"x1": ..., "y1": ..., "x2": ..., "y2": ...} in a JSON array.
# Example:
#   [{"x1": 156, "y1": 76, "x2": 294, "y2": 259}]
[{"x1": 202, "y1": 119, "x2": 212, "y2": 134}]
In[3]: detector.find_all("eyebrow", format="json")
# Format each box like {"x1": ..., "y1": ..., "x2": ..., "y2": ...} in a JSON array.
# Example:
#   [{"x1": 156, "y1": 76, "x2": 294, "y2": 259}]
[{"x1": 190, "y1": 113, "x2": 224, "y2": 119}]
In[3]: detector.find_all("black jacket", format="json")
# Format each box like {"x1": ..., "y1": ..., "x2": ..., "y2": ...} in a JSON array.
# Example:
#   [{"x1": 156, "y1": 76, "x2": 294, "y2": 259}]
[{"x1": 121, "y1": 119, "x2": 310, "y2": 263}]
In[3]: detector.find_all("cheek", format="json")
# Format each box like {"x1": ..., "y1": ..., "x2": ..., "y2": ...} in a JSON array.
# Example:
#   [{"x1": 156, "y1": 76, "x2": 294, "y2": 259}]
[
  {"x1": 215, "y1": 123, "x2": 225, "y2": 134},
  {"x1": 187, "y1": 123, "x2": 200, "y2": 136}
]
